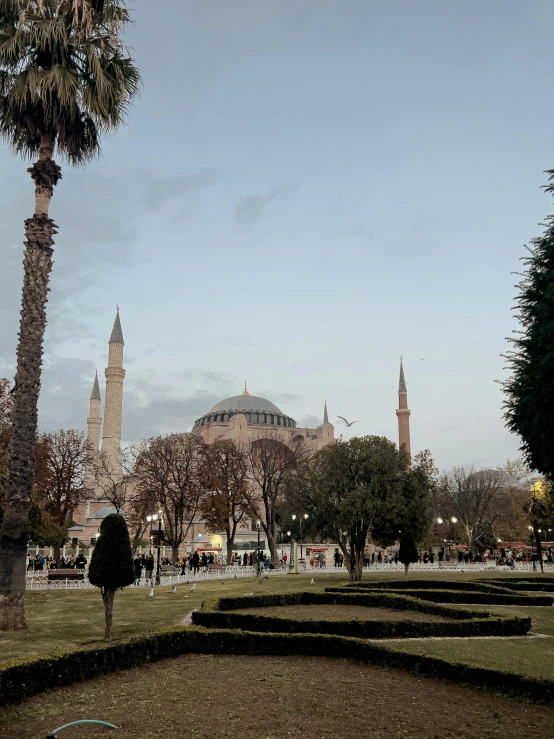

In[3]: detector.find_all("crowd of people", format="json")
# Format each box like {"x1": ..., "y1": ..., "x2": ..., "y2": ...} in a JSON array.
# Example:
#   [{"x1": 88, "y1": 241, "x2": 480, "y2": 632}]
[{"x1": 27, "y1": 553, "x2": 88, "y2": 571}]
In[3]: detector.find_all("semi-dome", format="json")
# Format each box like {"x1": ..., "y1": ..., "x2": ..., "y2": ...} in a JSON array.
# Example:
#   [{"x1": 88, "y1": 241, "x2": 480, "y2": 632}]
[{"x1": 193, "y1": 386, "x2": 296, "y2": 430}]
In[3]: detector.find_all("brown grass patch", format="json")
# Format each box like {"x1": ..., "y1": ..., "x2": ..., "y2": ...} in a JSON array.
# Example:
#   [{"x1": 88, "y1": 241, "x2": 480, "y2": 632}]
[
  {"x1": 233, "y1": 603, "x2": 447, "y2": 621},
  {"x1": 2, "y1": 654, "x2": 554, "y2": 739}
]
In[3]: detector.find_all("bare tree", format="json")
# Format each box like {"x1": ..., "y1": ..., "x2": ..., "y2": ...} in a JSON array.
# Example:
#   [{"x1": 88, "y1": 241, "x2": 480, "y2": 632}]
[
  {"x1": 131, "y1": 433, "x2": 204, "y2": 561},
  {"x1": 34, "y1": 430, "x2": 89, "y2": 562},
  {"x1": 246, "y1": 431, "x2": 308, "y2": 563},
  {"x1": 198, "y1": 438, "x2": 253, "y2": 564},
  {"x1": 89, "y1": 447, "x2": 133, "y2": 513},
  {"x1": 437, "y1": 466, "x2": 501, "y2": 551}
]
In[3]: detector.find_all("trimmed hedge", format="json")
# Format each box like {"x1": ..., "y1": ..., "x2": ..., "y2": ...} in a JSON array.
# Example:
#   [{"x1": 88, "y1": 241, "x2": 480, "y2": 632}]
[
  {"x1": 343, "y1": 580, "x2": 520, "y2": 595},
  {"x1": 1, "y1": 625, "x2": 552, "y2": 708},
  {"x1": 213, "y1": 590, "x2": 482, "y2": 620},
  {"x1": 482, "y1": 578, "x2": 554, "y2": 593},
  {"x1": 192, "y1": 590, "x2": 530, "y2": 639},
  {"x1": 330, "y1": 587, "x2": 553, "y2": 607}
]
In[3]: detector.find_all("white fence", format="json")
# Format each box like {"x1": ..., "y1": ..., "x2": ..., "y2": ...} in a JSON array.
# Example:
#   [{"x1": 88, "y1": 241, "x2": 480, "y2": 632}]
[
  {"x1": 25, "y1": 565, "x2": 290, "y2": 591},
  {"x1": 24, "y1": 560, "x2": 554, "y2": 591}
]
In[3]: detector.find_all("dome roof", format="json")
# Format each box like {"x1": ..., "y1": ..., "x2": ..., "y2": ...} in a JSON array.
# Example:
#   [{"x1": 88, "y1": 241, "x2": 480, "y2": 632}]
[
  {"x1": 89, "y1": 506, "x2": 118, "y2": 519},
  {"x1": 208, "y1": 394, "x2": 282, "y2": 415},
  {"x1": 193, "y1": 388, "x2": 296, "y2": 430}
]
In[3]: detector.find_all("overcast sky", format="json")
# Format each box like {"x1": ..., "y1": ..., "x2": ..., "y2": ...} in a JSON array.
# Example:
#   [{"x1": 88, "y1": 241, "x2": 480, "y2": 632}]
[{"x1": 1, "y1": 0, "x2": 554, "y2": 471}]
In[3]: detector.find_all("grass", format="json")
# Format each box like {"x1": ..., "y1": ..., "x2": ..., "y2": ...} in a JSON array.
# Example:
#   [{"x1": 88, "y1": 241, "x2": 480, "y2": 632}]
[
  {"x1": 1, "y1": 569, "x2": 553, "y2": 685},
  {"x1": 0, "y1": 572, "x2": 352, "y2": 664},
  {"x1": 2, "y1": 653, "x2": 554, "y2": 739},
  {"x1": 385, "y1": 603, "x2": 554, "y2": 680},
  {"x1": 234, "y1": 603, "x2": 447, "y2": 621}
]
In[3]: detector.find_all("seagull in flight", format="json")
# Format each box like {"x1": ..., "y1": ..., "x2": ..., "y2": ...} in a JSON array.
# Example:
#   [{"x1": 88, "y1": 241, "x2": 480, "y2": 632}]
[{"x1": 337, "y1": 416, "x2": 360, "y2": 427}]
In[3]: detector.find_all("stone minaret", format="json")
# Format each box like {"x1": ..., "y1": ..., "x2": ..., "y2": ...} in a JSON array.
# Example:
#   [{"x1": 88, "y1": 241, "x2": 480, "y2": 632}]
[
  {"x1": 396, "y1": 356, "x2": 411, "y2": 456},
  {"x1": 101, "y1": 309, "x2": 125, "y2": 479},
  {"x1": 323, "y1": 399, "x2": 329, "y2": 425},
  {"x1": 84, "y1": 371, "x2": 102, "y2": 492}
]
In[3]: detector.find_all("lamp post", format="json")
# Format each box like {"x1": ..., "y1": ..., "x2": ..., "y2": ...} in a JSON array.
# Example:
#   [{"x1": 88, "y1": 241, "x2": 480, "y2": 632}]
[
  {"x1": 436, "y1": 516, "x2": 457, "y2": 550},
  {"x1": 147, "y1": 511, "x2": 163, "y2": 586},
  {"x1": 292, "y1": 513, "x2": 309, "y2": 561},
  {"x1": 256, "y1": 519, "x2": 261, "y2": 577}
]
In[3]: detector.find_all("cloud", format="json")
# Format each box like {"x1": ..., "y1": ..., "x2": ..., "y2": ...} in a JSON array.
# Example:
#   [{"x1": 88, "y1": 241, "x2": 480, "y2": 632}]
[
  {"x1": 235, "y1": 186, "x2": 292, "y2": 225},
  {"x1": 393, "y1": 216, "x2": 436, "y2": 258},
  {"x1": 297, "y1": 414, "x2": 321, "y2": 429},
  {"x1": 0, "y1": 165, "x2": 220, "y2": 364},
  {"x1": 259, "y1": 391, "x2": 303, "y2": 405},
  {"x1": 141, "y1": 171, "x2": 219, "y2": 211},
  {"x1": 352, "y1": 223, "x2": 375, "y2": 241}
]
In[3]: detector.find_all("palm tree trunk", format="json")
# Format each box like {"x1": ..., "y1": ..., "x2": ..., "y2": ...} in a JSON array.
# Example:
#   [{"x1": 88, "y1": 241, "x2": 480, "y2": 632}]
[{"x1": 0, "y1": 134, "x2": 60, "y2": 631}]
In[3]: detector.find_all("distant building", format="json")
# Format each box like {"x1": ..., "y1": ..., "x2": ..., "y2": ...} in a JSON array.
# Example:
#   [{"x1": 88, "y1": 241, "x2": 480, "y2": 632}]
[{"x1": 73, "y1": 312, "x2": 413, "y2": 558}]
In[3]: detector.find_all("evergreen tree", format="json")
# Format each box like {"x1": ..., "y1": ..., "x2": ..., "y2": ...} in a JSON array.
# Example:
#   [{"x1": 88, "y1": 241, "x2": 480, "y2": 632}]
[
  {"x1": 398, "y1": 531, "x2": 419, "y2": 580},
  {"x1": 88, "y1": 513, "x2": 135, "y2": 640},
  {"x1": 504, "y1": 172, "x2": 554, "y2": 488}
]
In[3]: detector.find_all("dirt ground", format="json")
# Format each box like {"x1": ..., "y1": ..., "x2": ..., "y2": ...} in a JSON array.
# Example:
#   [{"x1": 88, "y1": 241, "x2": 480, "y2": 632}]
[
  {"x1": 235, "y1": 604, "x2": 447, "y2": 621},
  {"x1": 2, "y1": 654, "x2": 553, "y2": 739}
]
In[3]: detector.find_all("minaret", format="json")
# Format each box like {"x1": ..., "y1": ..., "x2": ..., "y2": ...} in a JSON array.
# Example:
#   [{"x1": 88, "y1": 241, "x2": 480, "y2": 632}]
[
  {"x1": 101, "y1": 308, "x2": 125, "y2": 479},
  {"x1": 323, "y1": 399, "x2": 329, "y2": 425},
  {"x1": 396, "y1": 356, "x2": 411, "y2": 456},
  {"x1": 84, "y1": 371, "x2": 102, "y2": 492}
]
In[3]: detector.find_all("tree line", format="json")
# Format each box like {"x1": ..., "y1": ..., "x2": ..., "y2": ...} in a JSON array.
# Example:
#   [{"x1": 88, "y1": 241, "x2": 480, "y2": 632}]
[{"x1": 3, "y1": 371, "x2": 552, "y2": 582}]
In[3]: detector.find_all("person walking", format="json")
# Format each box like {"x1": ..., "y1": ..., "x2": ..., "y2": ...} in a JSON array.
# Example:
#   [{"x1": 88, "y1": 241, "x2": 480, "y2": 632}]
[
  {"x1": 192, "y1": 551, "x2": 200, "y2": 574},
  {"x1": 133, "y1": 555, "x2": 143, "y2": 584},
  {"x1": 145, "y1": 553, "x2": 154, "y2": 584}
]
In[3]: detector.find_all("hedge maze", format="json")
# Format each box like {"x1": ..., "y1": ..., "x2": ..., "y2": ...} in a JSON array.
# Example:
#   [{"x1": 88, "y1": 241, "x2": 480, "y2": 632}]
[
  {"x1": 2, "y1": 578, "x2": 553, "y2": 708},
  {"x1": 191, "y1": 590, "x2": 532, "y2": 638}
]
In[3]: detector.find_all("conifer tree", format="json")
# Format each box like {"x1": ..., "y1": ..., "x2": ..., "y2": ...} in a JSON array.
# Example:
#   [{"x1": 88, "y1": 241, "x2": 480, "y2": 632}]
[
  {"x1": 88, "y1": 513, "x2": 135, "y2": 640},
  {"x1": 504, "y1": 172, "x2": 554, "y2": 491},
  {"x1": 398, "y1": 531, "x2": 418, "y2": 580}
]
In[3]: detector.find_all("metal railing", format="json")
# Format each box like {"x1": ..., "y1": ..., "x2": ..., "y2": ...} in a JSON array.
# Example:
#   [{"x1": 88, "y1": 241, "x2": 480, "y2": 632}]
[{"x1": 24, "y1": 560, "x2": 554, "y2": 590}]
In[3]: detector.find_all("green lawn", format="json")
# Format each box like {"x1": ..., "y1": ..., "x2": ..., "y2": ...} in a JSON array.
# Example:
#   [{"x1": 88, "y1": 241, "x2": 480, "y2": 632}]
[
  {"x1": 2, "y1": 569, "x2": 553, "y2": 684},
  {"x1": 386, "y1": 602, "x2": 554, "y2": 680},
  {"x1": 1, "y1": 572, "x2": 353, "y2": 664}
]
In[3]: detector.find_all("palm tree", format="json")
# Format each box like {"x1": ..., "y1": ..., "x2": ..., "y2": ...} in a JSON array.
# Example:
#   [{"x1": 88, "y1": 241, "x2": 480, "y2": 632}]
[{"x1": 0, "y1": 0, "x2": 140, "y2": 630}]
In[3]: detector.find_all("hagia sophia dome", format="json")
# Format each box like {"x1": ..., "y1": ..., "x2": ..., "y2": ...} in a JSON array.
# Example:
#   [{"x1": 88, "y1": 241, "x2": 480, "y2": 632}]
[{"x1": 193, "y1": 386, "x2": 297, "y2": 431}]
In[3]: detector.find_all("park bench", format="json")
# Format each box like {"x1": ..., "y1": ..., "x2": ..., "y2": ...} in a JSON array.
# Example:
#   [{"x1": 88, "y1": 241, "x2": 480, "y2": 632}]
[{"x1": 47, "y1": 569, "x2": 84, "y2": 582}]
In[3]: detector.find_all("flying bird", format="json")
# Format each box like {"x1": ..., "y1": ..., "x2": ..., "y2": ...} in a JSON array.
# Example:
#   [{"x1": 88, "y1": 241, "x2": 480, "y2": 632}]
[
  {"x1": 146, "y1": 588, "x2": 154, "y2": 598},
  {"x1": 337, "y1": 416, "x2": 360, "y2": 427},
  {"x1": 191, "y1": 583, "x2": 197, "y2": 592},
  {"x1": 310, "y1": 578, "x2": 315, "y2": 585}
]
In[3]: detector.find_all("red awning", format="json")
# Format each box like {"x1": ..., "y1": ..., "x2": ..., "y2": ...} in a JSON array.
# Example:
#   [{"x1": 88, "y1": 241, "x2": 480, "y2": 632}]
[
  {"x1": 497, "y1": 542, "x2": 531, "y2": 549},
  {"x1": 306, "y1": 547, "x2": 328, "y2": 552},
  {"x1": 450, "y1": 545, "x2": 467, "y2": 550},
  {"x1": 196, "y1": 547, "x2": 222, "y2": 552}
]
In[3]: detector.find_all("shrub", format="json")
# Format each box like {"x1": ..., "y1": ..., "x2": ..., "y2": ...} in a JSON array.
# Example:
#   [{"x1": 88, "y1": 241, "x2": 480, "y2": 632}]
[
  {"x1": 398, "y1": 532, "x2": 419, "y2": 579},
  {"x1": 332, "y1": 586, "x2": 553, "y2": 606},
  {"x1": 193, "y1": 590, "x2": 530, "y2": 639},
  {"x1": 0, "y1": 625, "x2": 550, "y2": 708},
  {"x1": 88, "y1": 513, "x2": 135, "y2": 640}
]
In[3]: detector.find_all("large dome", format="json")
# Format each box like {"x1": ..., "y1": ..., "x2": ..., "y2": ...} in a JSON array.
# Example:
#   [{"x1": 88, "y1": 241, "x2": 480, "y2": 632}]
[
  {"x1": 209, "y1": 394, "x2": 282, "y2": 415},
  {"x1": 193, "y1": 391, "x2": 296, "y2": 430}
]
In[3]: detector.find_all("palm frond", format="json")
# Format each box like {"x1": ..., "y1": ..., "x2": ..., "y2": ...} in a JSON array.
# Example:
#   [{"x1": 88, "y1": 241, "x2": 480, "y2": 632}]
[{"x1": 0, "y1": 0, "x2": 140, "y2": 163}]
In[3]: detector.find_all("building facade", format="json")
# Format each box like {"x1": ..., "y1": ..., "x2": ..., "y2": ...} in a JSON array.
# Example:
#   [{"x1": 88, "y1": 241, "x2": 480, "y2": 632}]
[{"x1": 75, "y1": 315, "x2": 413, "y2": 558}]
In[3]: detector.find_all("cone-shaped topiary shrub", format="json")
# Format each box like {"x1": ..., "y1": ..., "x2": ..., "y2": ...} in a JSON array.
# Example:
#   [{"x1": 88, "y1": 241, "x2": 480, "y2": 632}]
[
  {"x1": 399, "y1": 531, "x2": 419, "y2": 579},
  {"x1": 88, "y1": 513, "x2": 135, "y2": 640}
]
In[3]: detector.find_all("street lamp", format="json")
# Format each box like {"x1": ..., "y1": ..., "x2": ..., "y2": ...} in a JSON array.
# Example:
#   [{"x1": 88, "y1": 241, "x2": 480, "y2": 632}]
[
  {"x1": 255, "y1": 519, "x2": 261, "y2": 577},
  {"x1": 436, "y1": 516, "x2": 457, "y2": 549},
  {"x1": 292, "y1": 513, "x2": 309, "y2": 560},
  {"x1": 147, "y1": 511, "x2": 163, "y2": 586}
]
